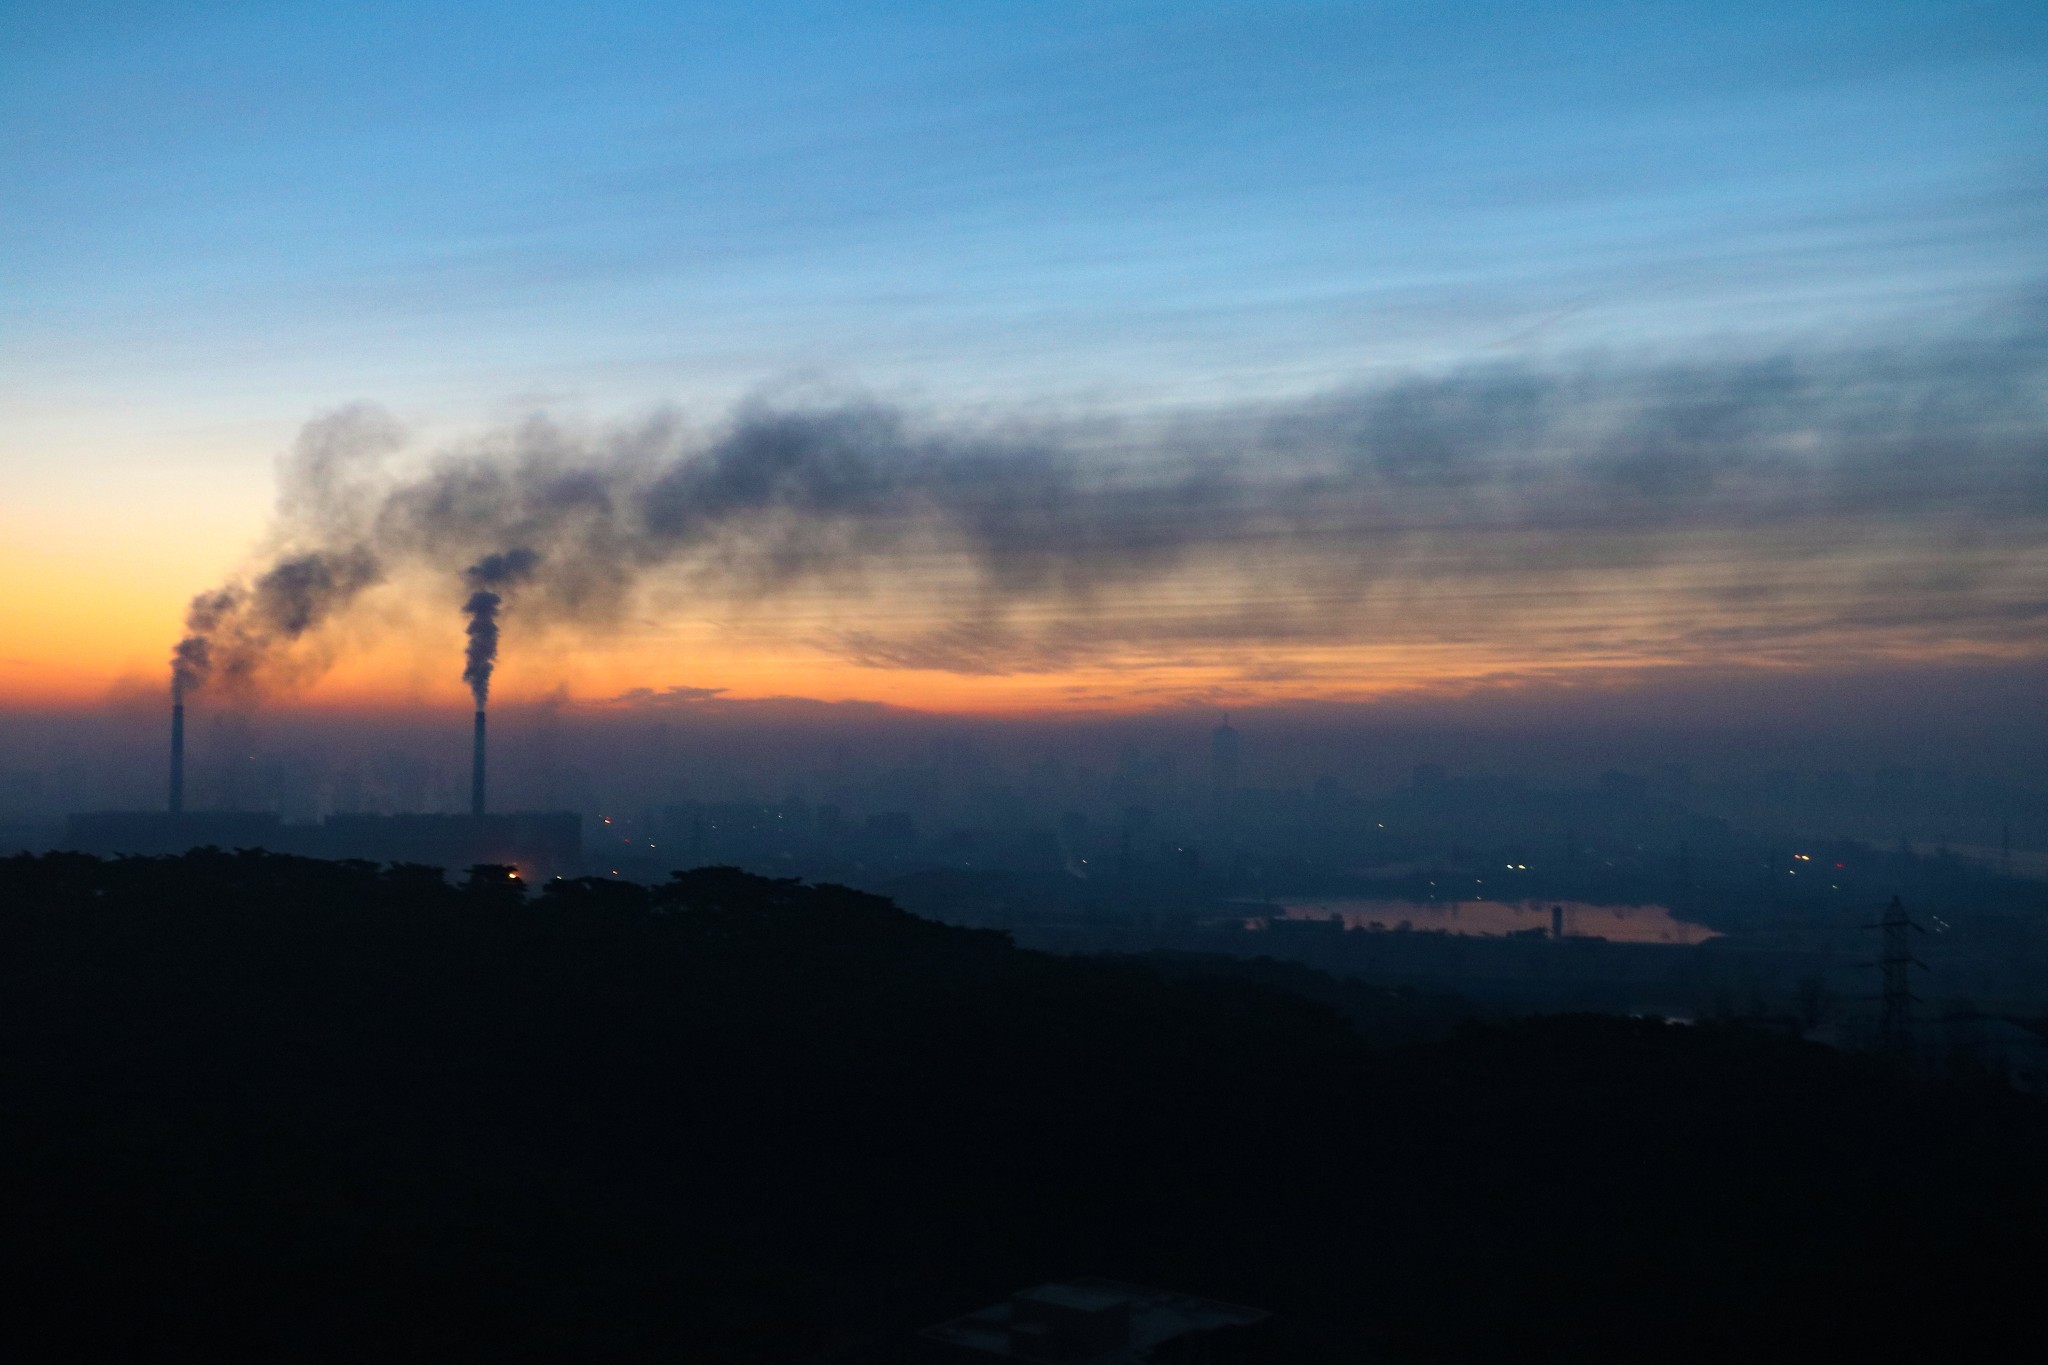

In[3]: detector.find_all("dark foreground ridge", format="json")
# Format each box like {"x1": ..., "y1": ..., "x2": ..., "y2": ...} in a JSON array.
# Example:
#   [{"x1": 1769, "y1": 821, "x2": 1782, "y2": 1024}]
[{"x1": 2, "y1": 851, "x2": 2042, "y2": 1361}]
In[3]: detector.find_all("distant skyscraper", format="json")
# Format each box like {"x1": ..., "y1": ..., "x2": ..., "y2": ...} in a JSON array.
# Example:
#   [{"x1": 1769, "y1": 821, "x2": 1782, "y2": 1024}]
[{"x1": 1210, "y1": 715, "x2": 1240, "y2": 821}]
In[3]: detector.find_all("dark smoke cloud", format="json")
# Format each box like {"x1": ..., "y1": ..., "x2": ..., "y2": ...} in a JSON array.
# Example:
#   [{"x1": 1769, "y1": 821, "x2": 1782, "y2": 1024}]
[
  {"x1": 172, "y1": 406, "x2": 397, "y2": 699},
  {"x1": 462, "y1": 549, "x2": 540, "y2": 707},
  {"x1": 171, "y1": 311, "x2": 2048, "y2": 693},
  {"x1": 171, "y1": 549, "x2": 382, "y2": 699}
]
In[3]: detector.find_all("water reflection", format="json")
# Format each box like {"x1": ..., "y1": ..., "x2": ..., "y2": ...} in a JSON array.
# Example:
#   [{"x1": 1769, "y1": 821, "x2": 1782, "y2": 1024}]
[{"x1": 1270, "y1": 899, "x2": 1718, "y2": 945}]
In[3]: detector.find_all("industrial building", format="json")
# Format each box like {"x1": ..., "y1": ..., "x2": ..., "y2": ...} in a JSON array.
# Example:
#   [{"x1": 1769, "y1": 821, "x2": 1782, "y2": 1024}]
[{"x1": 65, "y1": 698, "x2": 581, "y2": 880}]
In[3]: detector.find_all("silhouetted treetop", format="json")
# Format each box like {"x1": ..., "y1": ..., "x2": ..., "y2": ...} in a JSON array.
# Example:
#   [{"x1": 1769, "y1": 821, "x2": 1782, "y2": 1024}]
[{"x1": 0, "y1": 851, "x2": 2041, "y2": 1363}]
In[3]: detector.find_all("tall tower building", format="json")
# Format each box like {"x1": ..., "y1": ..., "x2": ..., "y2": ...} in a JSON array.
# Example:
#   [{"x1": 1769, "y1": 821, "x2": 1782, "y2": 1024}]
[{"x1": 1210, "y1": 715, "x2": 1241, "y2": 824}]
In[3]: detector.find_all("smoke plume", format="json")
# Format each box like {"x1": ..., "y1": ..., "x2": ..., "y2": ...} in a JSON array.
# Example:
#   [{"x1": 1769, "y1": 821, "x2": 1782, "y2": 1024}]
[
  {"x1": 168, "y1": 310, "x2": 2048, "y2": 696},
  {"x1": 462, "y1": 549, "x2": 540, "y2": 707},
  {"x1": 170, "y1": 406, "x2": 397, "y2": 698},
  {"x1": 169, "y1": 549, "x2": 382, "y2": 699}
]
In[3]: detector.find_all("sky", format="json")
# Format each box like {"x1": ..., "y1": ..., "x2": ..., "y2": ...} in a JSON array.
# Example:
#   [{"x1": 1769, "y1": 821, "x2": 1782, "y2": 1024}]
[{"x1": 2, "y1": 0, "x2": 2044, "y2": 715}]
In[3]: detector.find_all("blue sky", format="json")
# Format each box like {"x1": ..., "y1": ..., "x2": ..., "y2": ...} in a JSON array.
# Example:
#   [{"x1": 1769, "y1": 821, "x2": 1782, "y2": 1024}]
[{"x1": 5, "y1": 0, "x2": 2043, "y2": 421}]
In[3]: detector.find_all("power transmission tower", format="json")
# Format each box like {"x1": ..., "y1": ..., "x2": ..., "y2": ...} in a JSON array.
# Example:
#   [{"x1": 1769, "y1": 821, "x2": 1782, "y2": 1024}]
[{"x1": 1871, "y1": 895, "x2": 1926, "y2": 1055}]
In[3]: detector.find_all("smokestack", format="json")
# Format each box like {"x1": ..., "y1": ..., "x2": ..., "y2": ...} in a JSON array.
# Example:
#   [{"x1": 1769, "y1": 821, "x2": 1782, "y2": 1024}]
[
  {"x1": 471, "y1": 708, "x2": 487, "y2": 818},
  {"x1": 170, "y1": 701, "x2": 185, "y2": 816}
]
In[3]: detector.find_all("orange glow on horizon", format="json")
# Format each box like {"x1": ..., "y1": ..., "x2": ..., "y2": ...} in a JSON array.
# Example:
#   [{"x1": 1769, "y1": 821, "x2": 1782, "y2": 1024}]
[
  {"x1": 11, "y1": 621, "x2": 2047, "y2": 720},
  {"x1": 6, "y1": 528, "x2": 2047, "y2": 716}
]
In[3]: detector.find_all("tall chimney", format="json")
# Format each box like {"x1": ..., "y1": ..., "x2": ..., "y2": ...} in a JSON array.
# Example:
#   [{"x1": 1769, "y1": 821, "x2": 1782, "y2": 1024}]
[
  {"x1": 170, "y1": 701, "x2": 185, "y2": 816},
  {"x1": 471, "y1": 708, "x2": 487, "y2": 817}
]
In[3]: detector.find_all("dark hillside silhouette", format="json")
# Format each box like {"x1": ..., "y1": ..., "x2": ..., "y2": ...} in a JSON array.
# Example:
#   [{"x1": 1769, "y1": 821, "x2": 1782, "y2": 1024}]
[{"x1": 1, "y1": 851, "x2": 2042, "y2": 1361}]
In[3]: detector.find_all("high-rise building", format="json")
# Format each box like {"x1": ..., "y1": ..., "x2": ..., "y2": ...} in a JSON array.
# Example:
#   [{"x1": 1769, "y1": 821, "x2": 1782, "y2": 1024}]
[{"x1": 1209, "y1": 715, "x2": 1240, "y2": 821}]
